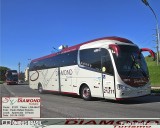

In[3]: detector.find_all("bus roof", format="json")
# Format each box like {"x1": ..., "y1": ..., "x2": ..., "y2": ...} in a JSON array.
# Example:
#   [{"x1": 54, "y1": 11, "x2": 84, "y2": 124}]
[{"x1": 31, "y1": 36, "x2": 133, "y2": 62}]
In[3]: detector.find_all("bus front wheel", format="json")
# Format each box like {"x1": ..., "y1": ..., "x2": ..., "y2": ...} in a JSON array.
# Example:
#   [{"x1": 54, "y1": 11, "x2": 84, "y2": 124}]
[
  {"x1": 81, "y1": 85, "x2": 91, "y2": 101},
  {"x1": 38, "y1": 84, "x2": 44, "y2": 94}
]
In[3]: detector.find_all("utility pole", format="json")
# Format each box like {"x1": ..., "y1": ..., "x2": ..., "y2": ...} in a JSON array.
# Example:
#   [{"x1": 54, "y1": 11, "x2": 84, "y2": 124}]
[
  {"x1": 154, "y1": 29, "x2": 160, "y2": 65},
  {"x1": 28, "y1": 59, "x2": 31, "y2": 67},
  {"x1": 141, "y1": 0, "x2": 160, "y2": 65}
]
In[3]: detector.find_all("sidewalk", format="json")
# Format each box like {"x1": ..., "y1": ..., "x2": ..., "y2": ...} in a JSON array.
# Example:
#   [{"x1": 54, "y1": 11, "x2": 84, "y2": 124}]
[{"x1": 151, "y1": 86, "x2": 160, "y2": 89}]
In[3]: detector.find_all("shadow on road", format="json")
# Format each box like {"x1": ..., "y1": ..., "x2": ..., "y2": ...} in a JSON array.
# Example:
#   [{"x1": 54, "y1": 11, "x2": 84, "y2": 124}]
[
  {"x1": 41, "y1": 91, "x2": 160, "y2": 105},
  {"x1": 3, "y1": 83, "x2": 29, "y2": 86},
  {"x1": 101, "y1": 95, "x2": 160, "y2": 105},
  {"x1": 51, "y1": 93, "x2": 160, "y2": 105}
]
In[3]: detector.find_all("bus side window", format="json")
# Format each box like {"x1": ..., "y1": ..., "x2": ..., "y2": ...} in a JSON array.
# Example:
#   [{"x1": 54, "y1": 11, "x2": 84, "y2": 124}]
[
  {"x1": 101, "y1": 49, "x2": 114, "y2": 75},
  {"x1": 80, "y1": 48, "x2": 101, "y2": 71},
  {"x1": 59, "y1": 50, "x2": 78, "y2": 67}
]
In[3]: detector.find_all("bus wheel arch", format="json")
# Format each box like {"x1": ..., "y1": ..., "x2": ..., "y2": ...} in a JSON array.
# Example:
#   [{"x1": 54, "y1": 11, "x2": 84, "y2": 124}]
[
  {"x1": 38, "y1": 83, "x2": 44, "y2": 94},
  {"x1": 80, "y1": 84, "x2": 92, "y2": 101}
]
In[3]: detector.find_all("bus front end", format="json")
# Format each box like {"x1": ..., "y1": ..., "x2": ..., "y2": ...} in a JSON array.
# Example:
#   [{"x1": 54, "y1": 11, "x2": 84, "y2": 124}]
[
  {"x1": 110, "y1": 44, "x2": 154, "y2": 100},
  {"x1": 5, "y1": 70, "x2": 18, "y2": 85}
]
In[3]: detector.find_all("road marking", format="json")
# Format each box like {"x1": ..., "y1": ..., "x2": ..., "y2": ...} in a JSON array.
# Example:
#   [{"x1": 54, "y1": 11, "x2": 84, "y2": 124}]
[{"x1": 3, "y1": 84, "x2": 16, "y2": 96}]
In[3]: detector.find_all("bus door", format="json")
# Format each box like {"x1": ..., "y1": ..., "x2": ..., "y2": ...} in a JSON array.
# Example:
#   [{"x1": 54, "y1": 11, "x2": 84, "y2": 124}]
[{"x1": 101, "y1": 51, "x2": 115, "y2": 99}]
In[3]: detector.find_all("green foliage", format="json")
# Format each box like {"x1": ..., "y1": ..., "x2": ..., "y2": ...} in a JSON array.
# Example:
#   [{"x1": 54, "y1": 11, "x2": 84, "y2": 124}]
[
  {"x1": 151, "y1": 89, "x2": 160, "y2": 93},
  {"x1": 0, "y1": 66, "x2": 10, "y2": 81},
  {"x1": 145, "y1": 57, "x2": 160, "y2": 87},
  {"x1": 0, "y1": 81, "x2": 4, "y2": 84}
]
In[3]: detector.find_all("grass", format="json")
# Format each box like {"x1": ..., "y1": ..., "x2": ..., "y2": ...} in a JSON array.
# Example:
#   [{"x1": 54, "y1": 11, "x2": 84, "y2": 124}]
[{"x1": 145, "y1": 56, "x2": 160, "y2": 87}]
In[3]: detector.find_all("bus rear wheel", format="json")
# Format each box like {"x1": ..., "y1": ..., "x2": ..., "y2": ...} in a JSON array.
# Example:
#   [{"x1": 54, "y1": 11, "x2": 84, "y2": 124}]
[
  {"x1": 38, "y1": 84, "x2": 44, "y2": 94},
  {"x1": 81, "y1": 85, "x2": 91, "y2": 101}
]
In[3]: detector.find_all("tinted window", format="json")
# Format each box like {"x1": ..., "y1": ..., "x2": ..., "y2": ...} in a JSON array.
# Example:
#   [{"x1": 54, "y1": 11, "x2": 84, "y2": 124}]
[
  {"x1": 29, "y1": 62, "x2": 36, "y2": 71},
  {"x1": 80, "y1": 48, "x2": 114, "y2": 75},
  {"x1": 113, "y1": 45, "x2": 149, "y2": 78},
  {"x1": 57, "y1": 50, "x2": 78, "y2": 67},
  {"x1": 6, "y1": 70, "x2": 18, "y2": 81},
  {"x1": 80, "y1": 48, "x2": 101, "y2": 71},
  {"x1": 43, "y1": 57, "x2": 57, "y2": 69},
  {"x1": 101, "y1": 49, "x2": 114, "y2": 75},
  {"x1": 29, "y1": 50, "x2": 78, "y2": 71}
]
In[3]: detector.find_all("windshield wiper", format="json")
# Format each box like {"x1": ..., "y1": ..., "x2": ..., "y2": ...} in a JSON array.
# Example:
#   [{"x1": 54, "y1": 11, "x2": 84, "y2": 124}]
[
  {"x1": 127, "y1": 54, "x2": 148, "y2": 78},
  {"x1": 138, "y1": 66, "x2": 148, "y2": 77},
  {"x1": 127, "y1": 55, "x2": 136, "y2": 78}
]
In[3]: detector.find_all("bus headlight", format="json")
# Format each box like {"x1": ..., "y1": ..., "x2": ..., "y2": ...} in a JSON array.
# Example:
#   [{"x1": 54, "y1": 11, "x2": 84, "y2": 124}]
[{"x1": 117, "y1": 84, "x2": 130, "y2": 91}]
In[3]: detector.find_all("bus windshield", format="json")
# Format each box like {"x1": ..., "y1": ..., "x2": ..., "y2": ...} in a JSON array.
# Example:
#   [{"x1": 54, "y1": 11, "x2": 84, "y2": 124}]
[
  {"x1": 6, "y1": 70, "x2": 18, "y2": 82},
  {"x1": 113, "y1": 45, "x2": 149, "y2": 86}
]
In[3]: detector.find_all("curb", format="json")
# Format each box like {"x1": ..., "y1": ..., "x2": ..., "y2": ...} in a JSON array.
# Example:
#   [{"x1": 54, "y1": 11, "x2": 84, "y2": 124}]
[
  {"x1": 151, "y1": 87, "x2": 160, "y2": 96},
  {"x1": 151, "y1": 87, "x2": 160, "y2": 89}
]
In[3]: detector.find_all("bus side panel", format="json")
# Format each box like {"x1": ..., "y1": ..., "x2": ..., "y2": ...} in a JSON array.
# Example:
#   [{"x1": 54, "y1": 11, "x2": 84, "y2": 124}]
[
  {"x1": 76, "y1": 67, "x2": 103, "y2": 98},
  {"x1": 59, "y1": 65, "x2": 82, "y2": 95},
  {"x1": 58, "y1": 65, "x2": 103, "y2": 97},
  {"x1": 29, "y1": 68, "x2": 59, "y2": 91},
  {"x1": 41, "y1": 68, "x2": 59, "y2": 91},
  {"x1": 29, "y1": 70, "x2": 39, "y2": 89},
  {"x1": 60, "y1": 66, "x2": 74, "y2": 93}
]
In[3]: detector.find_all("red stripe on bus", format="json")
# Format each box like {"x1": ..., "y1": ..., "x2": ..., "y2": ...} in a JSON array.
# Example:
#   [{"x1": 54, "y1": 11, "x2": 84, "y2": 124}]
[
  {"x1": 45, "y1": 90, "x2": 78, "y2": 95},
  {"x1": 32, "y1": 36, "x2": 133, "y2": 62}
]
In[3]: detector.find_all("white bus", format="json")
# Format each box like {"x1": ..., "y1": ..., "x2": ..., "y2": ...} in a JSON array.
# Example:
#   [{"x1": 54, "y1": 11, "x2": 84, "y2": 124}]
[{"x1": 29, "y1": 36, "x2": 155, "y2": 100}]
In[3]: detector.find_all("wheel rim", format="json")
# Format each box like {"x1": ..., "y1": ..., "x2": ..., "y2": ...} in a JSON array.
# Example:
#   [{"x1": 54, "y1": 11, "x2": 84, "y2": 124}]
[{"x1": 82, "y1": 87, "x2": 90, "y2": 98}]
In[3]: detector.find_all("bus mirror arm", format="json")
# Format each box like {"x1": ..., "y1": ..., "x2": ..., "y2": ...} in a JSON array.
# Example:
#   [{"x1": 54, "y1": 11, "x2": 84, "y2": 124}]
[
  {"x1": 140, "y1": 48, "x2": 156, "y2": 61},
  {"x1": 109, "y1": 44, "x2": 120, "y2": 57}
]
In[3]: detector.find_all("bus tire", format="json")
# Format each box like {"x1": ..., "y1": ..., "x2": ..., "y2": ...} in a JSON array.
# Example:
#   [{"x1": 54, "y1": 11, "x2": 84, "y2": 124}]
[
  {"x1": 81, "y1": 85, "x2": 91, "y2": 101},
  {"x1": 38, "y1": 84, "x2": 44, "y2": 94}
]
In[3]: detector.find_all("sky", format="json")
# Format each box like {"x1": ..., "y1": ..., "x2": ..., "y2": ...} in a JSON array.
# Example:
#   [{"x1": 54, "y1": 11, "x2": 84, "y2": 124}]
[{"x1": 1, "y1": 0, "x2": 160, "y2": 72}]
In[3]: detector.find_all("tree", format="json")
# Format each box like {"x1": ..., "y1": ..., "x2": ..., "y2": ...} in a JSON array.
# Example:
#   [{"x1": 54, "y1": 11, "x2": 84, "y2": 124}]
[{"x1": 0, "y1": 66, "x2": 10, "y2": 81}]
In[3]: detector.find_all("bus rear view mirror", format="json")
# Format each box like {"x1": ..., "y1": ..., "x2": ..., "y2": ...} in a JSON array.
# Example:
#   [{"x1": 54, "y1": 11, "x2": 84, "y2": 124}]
[
  {"x1": 140, "y1": 48, "x2": 156, "y2": 61},
  {"x1": 109, "y1": 44, "x2": 120, "y2": 57}
]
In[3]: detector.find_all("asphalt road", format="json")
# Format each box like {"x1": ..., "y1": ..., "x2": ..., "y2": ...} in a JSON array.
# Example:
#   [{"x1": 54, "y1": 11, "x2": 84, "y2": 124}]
[{"x1": 0, "y1": 84, "x2": 160, "y2": 118}]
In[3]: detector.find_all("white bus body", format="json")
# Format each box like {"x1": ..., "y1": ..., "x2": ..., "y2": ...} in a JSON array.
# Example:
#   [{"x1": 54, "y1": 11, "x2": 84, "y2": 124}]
[{"x1": 29, "y1": 36, "x2": 155, "y2": 100}]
